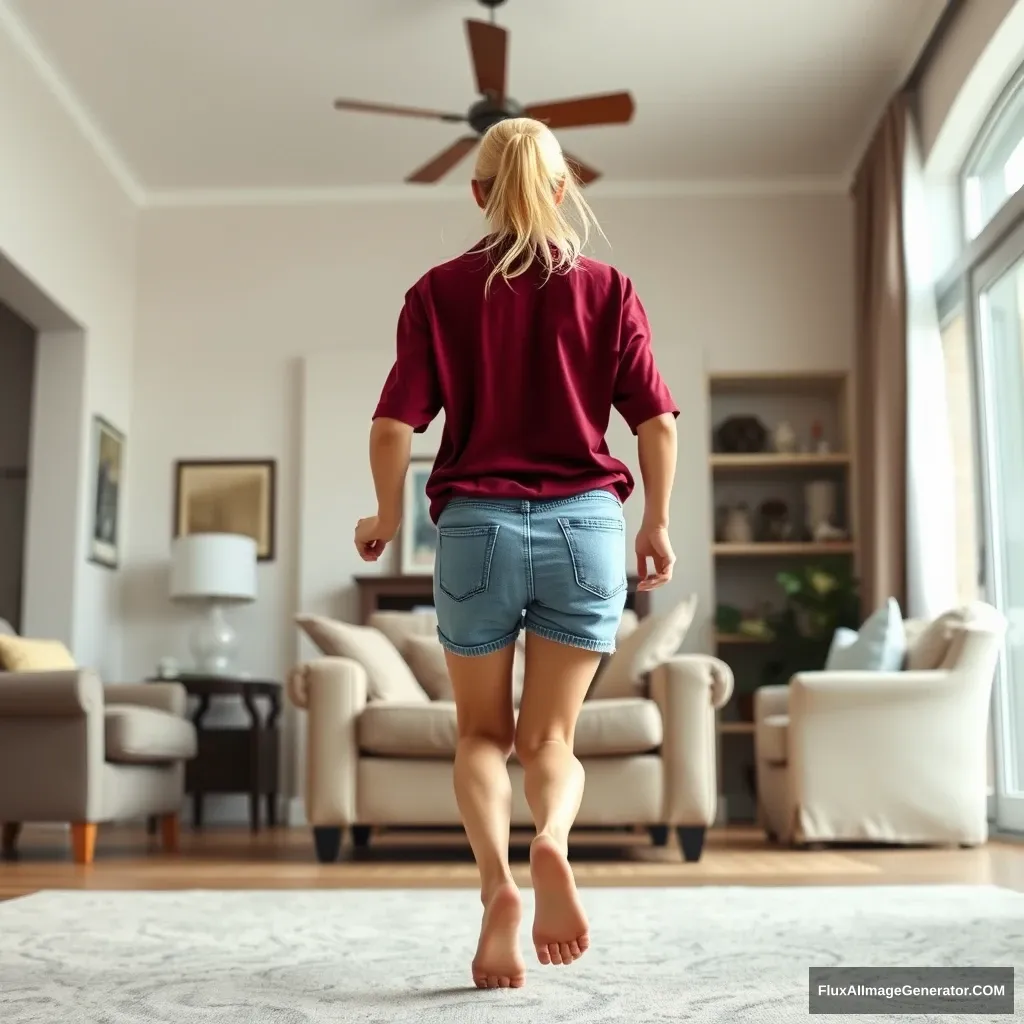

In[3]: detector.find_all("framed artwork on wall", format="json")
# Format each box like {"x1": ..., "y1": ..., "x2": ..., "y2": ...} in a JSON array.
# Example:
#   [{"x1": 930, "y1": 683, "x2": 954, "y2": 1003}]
[
  {"x1": 400, "y1": 456, "x2": 436, "y2": 575},
  {"x1": 89, "y1": 416, "x2": 125, "y2": 570},
  {"x1": 173, "y1": 459, "x2": 276, "y2": 562}
]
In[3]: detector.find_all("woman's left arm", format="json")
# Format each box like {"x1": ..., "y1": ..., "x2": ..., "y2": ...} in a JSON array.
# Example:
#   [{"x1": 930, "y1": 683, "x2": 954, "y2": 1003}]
[{"x1": 354, "y1": 418, "x2": 413, "y2": 561}]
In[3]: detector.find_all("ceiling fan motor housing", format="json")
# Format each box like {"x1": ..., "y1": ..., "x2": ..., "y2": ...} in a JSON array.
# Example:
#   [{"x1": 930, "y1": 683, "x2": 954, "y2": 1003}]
[{"x1": 469, "y1": 97, "x2": 523, "y2": 135}]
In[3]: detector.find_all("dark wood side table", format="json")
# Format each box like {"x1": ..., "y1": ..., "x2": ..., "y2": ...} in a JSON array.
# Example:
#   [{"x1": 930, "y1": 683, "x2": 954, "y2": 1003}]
[{"x1": 148, "y1": 674, "x2": 282, "y2": 832}]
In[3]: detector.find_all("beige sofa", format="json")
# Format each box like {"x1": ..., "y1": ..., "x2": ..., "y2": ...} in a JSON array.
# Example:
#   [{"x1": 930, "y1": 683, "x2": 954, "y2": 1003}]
[
  {"x1": 0, "y1": 668, "x2": 197, "y2": 863},
  {"x1": 289, "y1": 610, "x2": 733, "y2": 862},
  {"x1": 754, "y1": 602, "x2": 1005, "y2": 848}
]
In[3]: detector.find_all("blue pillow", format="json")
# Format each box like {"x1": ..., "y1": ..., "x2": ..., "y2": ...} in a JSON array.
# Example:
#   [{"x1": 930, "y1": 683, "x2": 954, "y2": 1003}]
[{"x1": 824, "y1": 598, "x2": 906, "y2": 672}]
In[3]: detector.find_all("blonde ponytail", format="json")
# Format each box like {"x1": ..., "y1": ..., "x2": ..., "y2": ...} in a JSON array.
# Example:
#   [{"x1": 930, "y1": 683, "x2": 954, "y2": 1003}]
[{"x1": 473, "y1": 117, "x2": 602, "y2": 294}]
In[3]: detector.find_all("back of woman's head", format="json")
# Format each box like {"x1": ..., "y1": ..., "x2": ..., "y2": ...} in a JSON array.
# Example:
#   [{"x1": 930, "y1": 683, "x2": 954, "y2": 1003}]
[{"x1": 473, "y1": 117, "x2": 601, "y2": 293}]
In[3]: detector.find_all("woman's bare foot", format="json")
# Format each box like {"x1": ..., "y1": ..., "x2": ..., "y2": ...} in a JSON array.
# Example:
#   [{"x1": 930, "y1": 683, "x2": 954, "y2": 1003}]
[
  {"x1": 472, "y1": 881, "x2": 526, "y2": 989},
  {"x1": 530, "y1": 834, "x2": 590, "y2": 965}
]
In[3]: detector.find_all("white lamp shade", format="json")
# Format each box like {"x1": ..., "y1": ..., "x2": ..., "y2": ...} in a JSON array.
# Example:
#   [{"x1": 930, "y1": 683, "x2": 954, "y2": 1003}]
[{"x1": 170, "y1": 533, "x2": 257, "y2": 602}]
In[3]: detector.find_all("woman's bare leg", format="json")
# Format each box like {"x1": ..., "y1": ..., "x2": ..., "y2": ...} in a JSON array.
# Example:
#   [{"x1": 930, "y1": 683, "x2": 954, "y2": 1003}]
[
  {"x1": 446, "y1": 642, "x2": 525, "y2": 990},
  {"x1": 514, "y1": 633, "x2": 601, "y2": 967}
]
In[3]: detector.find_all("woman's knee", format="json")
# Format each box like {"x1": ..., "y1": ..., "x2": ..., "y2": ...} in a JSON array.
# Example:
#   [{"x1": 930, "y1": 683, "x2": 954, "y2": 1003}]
[
  {"x1": 459, "y1": 721, "x2": 516, "y2": 757},
  {"x1": 513, "y1": 727, "x2": 572, "y2": 766}
]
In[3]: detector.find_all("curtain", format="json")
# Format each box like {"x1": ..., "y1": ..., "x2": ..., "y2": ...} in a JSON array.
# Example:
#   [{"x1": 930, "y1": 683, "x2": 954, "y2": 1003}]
[
  {"x1": 853, "y1": 96, "x2": 909, "y2": 614},
  {"x1": 903, "y1": 109, "x2": 958, "y2": 618}
]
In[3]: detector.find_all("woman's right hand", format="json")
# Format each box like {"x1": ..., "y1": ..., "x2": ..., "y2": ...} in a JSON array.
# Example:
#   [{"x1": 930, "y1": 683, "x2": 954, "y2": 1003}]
[{"x1": 635, "y1": 524, "x2": 675, "y2": 591}]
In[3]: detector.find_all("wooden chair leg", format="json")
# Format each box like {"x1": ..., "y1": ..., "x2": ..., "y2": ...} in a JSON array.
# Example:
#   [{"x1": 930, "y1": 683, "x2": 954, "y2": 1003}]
[
  {"x1": 160, "y1": 813, "x2": 180, "y2": 854},
  {"x1": 1, "y1": 822, "x2": 22, "y2": 859},
  {"x1": 71, "y1": 823, "x2": 98, "y2": 865}
]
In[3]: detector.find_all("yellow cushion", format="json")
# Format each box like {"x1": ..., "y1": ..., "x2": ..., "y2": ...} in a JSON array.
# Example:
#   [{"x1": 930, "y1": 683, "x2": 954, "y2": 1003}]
[{"x1": 0, "y1": 636, "x2": 76, "y2": 672}]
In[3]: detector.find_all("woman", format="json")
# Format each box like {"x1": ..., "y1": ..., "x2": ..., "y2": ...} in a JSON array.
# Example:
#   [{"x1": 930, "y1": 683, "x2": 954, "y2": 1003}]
[{"x1": 355, "y1": 117, "x2": 678, "y2": 990}]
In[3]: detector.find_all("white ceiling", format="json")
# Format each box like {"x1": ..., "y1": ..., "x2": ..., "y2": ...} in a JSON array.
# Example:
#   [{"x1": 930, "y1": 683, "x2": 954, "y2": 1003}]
[{"x1": 5, "y1": 0, "x2": 945, "y2": 196}]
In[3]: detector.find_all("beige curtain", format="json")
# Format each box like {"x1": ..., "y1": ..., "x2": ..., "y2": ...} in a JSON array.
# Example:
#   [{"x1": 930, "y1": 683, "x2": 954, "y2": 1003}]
[{"x1": 852, "y1": 95, "x2": 908, "y2": 613}]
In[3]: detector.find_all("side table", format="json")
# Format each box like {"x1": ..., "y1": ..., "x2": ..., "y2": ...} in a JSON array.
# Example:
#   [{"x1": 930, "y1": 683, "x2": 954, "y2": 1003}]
[{"x1": 148, "y1": 674, "x2": 282, "y2": 832}]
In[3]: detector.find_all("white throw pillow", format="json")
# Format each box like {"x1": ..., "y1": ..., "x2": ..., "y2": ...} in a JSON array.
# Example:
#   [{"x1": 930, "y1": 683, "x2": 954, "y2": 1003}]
[
  {"x1": 590, "y1": 595, "x2": 698, "y2": 699},
  {"x1": 295, "y1": 615, "x2": 429, "y2": 703},
  {"x1": 824, "y1": 598, "x2": 906, "y2": 672},
  {"x1": 403, "y1": 633, "x2": 527, "y2": 705}
]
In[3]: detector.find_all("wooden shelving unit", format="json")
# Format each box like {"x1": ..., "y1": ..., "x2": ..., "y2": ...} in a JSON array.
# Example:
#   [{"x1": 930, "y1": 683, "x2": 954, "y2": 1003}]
[
  {"x1": 713, "y1": 541, "x2": 856, "y2": 558},
  {"x1": 708, "y1": 371, "x2": 857, "y2": 824}
]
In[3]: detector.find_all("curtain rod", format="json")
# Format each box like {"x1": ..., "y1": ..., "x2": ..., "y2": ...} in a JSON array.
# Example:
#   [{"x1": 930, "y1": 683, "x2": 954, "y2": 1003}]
[{"x1": 903, "y1": 0, "x2": 968, "y2": 93}]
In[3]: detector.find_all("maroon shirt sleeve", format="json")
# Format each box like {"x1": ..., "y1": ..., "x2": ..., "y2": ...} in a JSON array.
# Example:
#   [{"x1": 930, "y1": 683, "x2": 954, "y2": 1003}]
[
  {"x1": 612, "y1": 280, "x2": 679, "y2": 434},
  {"x1": 373, "y1": 287, "x2": 442, "y2": 433}
]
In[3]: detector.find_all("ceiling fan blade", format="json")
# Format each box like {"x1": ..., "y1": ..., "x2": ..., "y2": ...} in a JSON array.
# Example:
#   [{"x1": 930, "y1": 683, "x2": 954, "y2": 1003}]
[
  {"x1": 334, "y1": 98, "x2": 465, "y2": 123},
  {"x1": 525, "y1": 91, "x2": 635, "y2": 129},
  {"x1": 406, "y1": 136, "x2": 480, "y2": 184},
  {"x1": 466, "y1": 19, "x2": 508, "y2": 103},
  {"x1": 563, "y1": 153, "x2": 601, "y2": 186}
]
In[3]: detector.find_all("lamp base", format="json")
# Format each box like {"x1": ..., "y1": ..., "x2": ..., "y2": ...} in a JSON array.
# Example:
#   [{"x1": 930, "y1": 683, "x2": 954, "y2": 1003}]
[{"x1": 189, "y1": 603, "x2": 238, "y2": 676}]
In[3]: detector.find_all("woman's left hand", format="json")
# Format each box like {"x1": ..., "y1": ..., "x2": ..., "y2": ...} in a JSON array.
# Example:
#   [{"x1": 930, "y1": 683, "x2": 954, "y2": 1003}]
[{"x1": 354, "y1": 516, "x2": 398, "y2": 561}]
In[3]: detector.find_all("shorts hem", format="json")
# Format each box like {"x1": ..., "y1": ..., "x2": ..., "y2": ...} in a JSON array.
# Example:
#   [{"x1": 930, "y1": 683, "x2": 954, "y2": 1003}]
[
  {"x1": 525, "y1": 623, "x2": 616, "y2": 654},
  {"x1": 436, "y1": 626, "x2": 520, "y2": 658}
]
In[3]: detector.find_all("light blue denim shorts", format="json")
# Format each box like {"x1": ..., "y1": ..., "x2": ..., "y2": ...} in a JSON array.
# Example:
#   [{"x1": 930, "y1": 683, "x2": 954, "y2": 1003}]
[{"x1": 433, "y1": 489, "x2": 628, "y2": 656}]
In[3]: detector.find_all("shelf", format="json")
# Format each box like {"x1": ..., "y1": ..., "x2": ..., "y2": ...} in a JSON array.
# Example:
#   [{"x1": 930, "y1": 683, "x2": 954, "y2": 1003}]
[
  {"x1": 714, "y1": 542, "x2": 855, "y2": 558},
  {"x1": 710, "y1": 453, "x2": 850, "y2": 472},
  {"x1": 715, "y1": 632, "x2": 772, "y2": 645},
  {"x1": 718, "y1": 721, "x2": 755, "y2": 735}
]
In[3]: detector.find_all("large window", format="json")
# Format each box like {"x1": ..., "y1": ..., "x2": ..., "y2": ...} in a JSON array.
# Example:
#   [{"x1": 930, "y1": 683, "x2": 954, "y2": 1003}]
[
  {"x1": 964, "y1": 68, "x2": 1024, "y2": 238},
  {"x1": 944, "y1": 64, "x2": 1024, "y2": 833}
]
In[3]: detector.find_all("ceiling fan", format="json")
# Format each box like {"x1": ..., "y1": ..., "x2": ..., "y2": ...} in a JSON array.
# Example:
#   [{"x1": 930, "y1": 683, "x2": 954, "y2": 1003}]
[{"x1": 333, "y1": 0, "x2": 635, "y2": 186}]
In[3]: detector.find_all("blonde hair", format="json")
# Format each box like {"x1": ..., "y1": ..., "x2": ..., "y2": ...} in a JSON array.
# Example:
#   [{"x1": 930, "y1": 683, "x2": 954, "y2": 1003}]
[{"x1": 473, "y1": 117, "x2": 602, "y2": 293}]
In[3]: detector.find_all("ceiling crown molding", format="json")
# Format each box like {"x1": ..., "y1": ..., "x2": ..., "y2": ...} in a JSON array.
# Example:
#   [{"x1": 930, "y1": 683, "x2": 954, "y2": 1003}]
[
  {"x1": 0, "y1": 0, "x2": 145, "y2": 205},
  {"x1": 144, "y1": 176, "x2": 847, "y2": 209}
]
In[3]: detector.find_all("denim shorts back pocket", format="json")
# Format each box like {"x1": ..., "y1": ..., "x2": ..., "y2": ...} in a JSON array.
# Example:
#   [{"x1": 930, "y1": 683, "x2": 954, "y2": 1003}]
[
  {"x1": 437, "y1": 525, "x2": 500, "y2": 602},
  {"x1": 557, "y1": 517, "x2": 627, "y2": 599}
]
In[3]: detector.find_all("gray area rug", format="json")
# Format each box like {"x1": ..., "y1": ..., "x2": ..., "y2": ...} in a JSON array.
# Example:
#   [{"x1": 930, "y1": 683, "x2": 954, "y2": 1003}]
[{"x1": 0, "y1": 885, "x2": 1020, "y2": 1022}]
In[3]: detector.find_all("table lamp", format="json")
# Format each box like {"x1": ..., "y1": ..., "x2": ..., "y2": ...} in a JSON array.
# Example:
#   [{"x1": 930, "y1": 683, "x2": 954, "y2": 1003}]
[{"x1": 170, "y1": 533, "x2": 257, "y2": 675}]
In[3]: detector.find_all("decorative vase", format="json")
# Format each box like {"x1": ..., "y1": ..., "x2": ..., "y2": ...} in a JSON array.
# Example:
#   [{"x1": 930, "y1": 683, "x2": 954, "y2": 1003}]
[
  {"x1": 773, "y1": 421, "x2": 798, "y2": 453},
  {"x1": 714, "y1": 416, "x2": 768, "y2": 453},
  {"x1": 804, "y1": 480, "x2": 838, "y2": 540},
  {"x1": 722, "y1": 505, "x2": 754, "y2": 545}
]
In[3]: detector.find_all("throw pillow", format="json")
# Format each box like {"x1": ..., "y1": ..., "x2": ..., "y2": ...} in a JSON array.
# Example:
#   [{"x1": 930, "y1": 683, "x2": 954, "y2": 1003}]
[
  {"x1": 403, "y1": 633, "x2": 527, "y2": 705},
  {"x1": 905, "y1": 603, "x2": 986, "y2": 671},
  {"x1": 295, "y1": 615, "x2": 429, "y2": 703},
  {"x1": 824, "y1": 598, "x2": 906, "y2": 672},
  {"x1": 0, "y1": 636, "x2": 76, "y2": 672},
  {"x1": 590, "y1": 595, "x2": 698, "y2": 700}
]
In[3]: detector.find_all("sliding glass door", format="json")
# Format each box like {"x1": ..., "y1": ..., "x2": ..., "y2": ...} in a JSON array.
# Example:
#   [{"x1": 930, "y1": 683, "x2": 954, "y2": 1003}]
[{"x1": 973, "y1": 220, "x2": 1024, "y2": 831}]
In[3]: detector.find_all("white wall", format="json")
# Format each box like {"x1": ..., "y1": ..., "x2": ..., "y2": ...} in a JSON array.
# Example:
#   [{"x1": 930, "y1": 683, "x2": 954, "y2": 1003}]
[
  {"x1": 126, "y1": 191, "x2": 854, "y2": 809},
  {"x1": 0, "y1": 11, "x2": 137, "y2": 675}
]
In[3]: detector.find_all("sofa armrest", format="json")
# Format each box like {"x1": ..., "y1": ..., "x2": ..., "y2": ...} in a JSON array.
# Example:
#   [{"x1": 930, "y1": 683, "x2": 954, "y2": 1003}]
[
  {"x1": 104, "y1": 682, "x2": 187, "y2": 717},
  {"x1": 650, "y1": 655, "x2": 731, "y2": 825},
  {"x1": 0, "y1": 669, "x2": 104, "y2": 717},
  {"x1": 288, "y1": 657, "x2": 368, "y2": 826},
  {"x1": 786, "y1": 668, "x2": 989, "y2": 841},
  {"x1": 0, "y1": 670, "x2": 106, "y2": 822}
]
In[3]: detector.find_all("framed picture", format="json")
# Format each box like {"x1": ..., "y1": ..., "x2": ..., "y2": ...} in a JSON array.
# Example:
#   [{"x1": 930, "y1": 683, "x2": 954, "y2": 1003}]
[
  {"x1": 400, "y1": 456, "x2": 436, "y2": 575},
  {"x1": 173, "y1": 459, "x2": 276, "y2": 561},
  {"x1": 89, "y1": 416, "x2": 125, "y2": 569}
]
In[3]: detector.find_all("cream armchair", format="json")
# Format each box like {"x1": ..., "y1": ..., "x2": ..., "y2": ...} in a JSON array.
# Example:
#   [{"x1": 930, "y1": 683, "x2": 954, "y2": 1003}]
[
  {"x1": 754, "y1": 603, "x2": 1005, "y2": 847},
  {"x1": 289, "y1": 612, "x2": 733, "y2": 863}
]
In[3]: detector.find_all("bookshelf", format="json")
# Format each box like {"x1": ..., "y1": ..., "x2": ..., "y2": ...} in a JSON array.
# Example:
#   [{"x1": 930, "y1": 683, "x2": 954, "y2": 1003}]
[{"x1": 708, "y1": 371, "x2": 857, "y2": 823}]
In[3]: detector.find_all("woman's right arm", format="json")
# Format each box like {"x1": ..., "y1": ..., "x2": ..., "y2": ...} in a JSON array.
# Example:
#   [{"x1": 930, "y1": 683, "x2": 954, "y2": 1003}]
[{"x1": 635, "y1": 414, "x2": 677, "y2": 590}]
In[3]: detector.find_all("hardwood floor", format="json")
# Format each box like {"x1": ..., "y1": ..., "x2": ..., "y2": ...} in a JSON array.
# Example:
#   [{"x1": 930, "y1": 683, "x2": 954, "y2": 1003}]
[{"x1": 1, "y1": 825, "x2": 1022, "y2": 900}]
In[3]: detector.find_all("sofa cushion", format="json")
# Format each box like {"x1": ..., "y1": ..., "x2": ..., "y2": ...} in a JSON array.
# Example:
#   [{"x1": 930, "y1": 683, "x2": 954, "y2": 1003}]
[
  {"x1": 358, "y1": 697, "x2": 663, "y2": 758},
  {"x1": 590, "y1": 595, "x2": 697, "y2": 699},
  {"x1": 403, "y1": 633, "x2": 527, "y2": 705},
  {"x1": 368, "y1": 611, "x2": 438, "y2": 655},
  {"x1": 104, "y1": 705, "x2": 197, "y2": 765},
  {"x1": 825, "y1": 598, "x2": 905, "y2": 672},
  {"x1": 296, "y1": 615, "x2": 429, "y2": 703},
  {"x1": 760, "y1": 713, "x2": 789, "y2": 766},
  {"x1": 906, "y1": 603, "x2": 989, "y2": 671},
  {"x1": 0, "y1": 636, "x2": 76, "y2": 672}
]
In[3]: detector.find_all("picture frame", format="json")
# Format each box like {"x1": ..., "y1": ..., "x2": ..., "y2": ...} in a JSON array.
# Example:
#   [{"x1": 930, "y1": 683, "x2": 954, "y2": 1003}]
[
  {"x1": 400, "y1": 456, "x2": 437, "y2": 575},
  {"x1": 173, "y1": 459, "x2": 277, "y2": 562},
  {"x1": 89, "y1": 416, "x2": 125, "y2": 570}
]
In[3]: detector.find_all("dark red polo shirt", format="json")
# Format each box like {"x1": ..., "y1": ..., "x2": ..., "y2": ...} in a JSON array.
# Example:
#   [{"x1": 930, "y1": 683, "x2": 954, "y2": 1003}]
[{"x1": 373, "y1": 240, "x2": 678, "y2": 523}]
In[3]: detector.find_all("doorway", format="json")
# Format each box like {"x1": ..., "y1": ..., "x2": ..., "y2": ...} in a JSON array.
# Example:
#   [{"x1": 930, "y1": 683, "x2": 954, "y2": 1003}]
[{"x1": 0, "y1": 301, "x2": 36, "y2": 631}]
